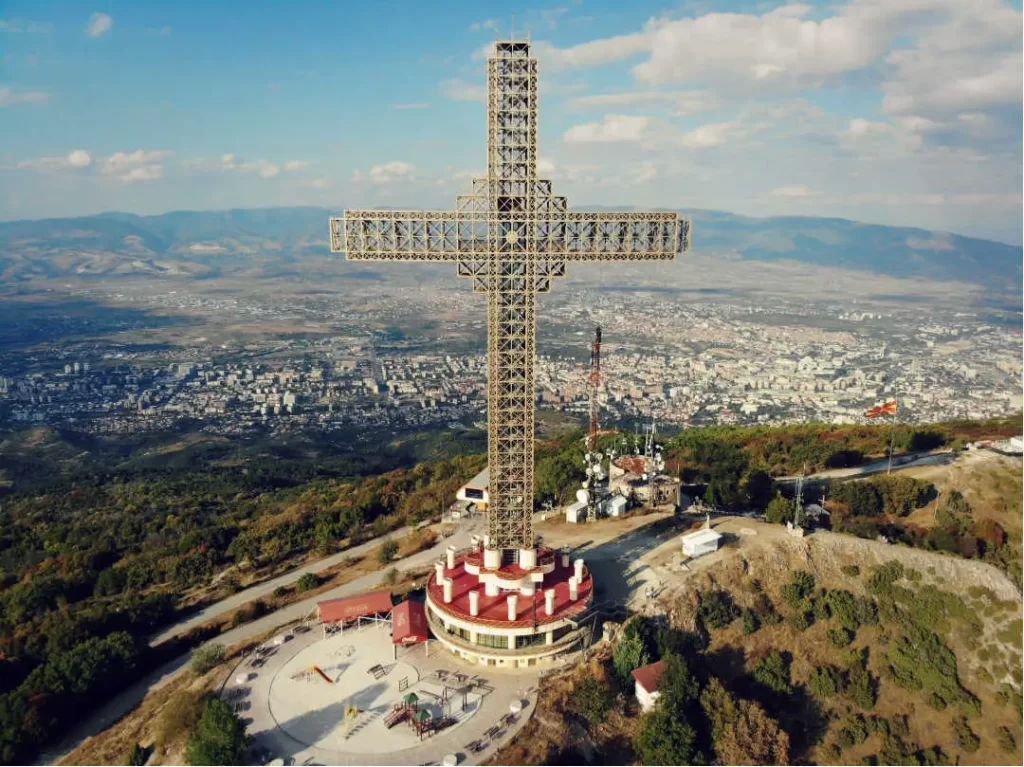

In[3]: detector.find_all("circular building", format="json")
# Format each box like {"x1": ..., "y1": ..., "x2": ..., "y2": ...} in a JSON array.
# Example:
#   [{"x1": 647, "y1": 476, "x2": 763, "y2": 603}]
[{"x1": 425, "y1": 537, "x2": 593, "y2": 668}]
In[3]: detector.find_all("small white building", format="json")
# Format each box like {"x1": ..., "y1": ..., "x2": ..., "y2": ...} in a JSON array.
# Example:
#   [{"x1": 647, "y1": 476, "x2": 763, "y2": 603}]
[
  {"x1": 1009, "y1": 436, "x2": 1023, "y2": 454},
  {"x1": 566, "y1": 500, "x2": 587, "y2": 524},
  {"x1": 456, "y1": 467, "x2": 489, "y2": 509},
  {"x1": 632, "y1": 660, "x2": 667, "y2": 712},
  {"x1": 681, "y1": 528, "x2": 722, "y2": 559},
  {"x1": 600, "y1": 494, "x2": 627, "y2": 518}
]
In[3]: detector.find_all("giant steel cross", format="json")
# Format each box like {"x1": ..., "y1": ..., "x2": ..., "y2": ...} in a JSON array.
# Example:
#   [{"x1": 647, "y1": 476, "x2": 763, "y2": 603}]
[{"x1": 331, "y1": 40, "x2": 690, "y2": 554}]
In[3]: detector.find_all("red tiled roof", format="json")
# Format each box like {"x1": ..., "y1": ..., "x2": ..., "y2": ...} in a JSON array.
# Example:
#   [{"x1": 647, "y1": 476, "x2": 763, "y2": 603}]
[
  {"x1": 317, "y1": 590, "x2": 393, "y2": 624},
  {"x1": 428, "y1": 550, "x2": 592, "y2": 628},
  {"x1": 392, "y1": 599, "x2": 429, "y2": 644},
  {"x1": 632, "y1": 660, "x2": 667, "y2": 693}
]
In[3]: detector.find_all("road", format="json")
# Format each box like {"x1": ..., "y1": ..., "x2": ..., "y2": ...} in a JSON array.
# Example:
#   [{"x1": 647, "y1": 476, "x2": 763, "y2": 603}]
[
  {"x1": 151, "y1": 525, "x2": 417, "y2": 645},
  {"x1": 774, "y1": 449, "x2": 955, "y2": 485},
  {"x1": 44, "y1": 517, "x2": 485, "y2": 765}
]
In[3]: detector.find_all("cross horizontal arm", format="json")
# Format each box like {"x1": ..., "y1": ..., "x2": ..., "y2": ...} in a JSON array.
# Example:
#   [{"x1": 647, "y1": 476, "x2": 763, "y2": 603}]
[
  {"x1": 534, "y1": 212, "x2": 690, "y2": 261},
  {"x1": 332, "y1": 211, "x2": 477, "y2": 261}
]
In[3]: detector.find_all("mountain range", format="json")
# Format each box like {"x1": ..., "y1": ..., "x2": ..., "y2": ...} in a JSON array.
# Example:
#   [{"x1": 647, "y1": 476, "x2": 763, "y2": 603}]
[{"x1": 0, "y1": 206, "x2": 1020, "y2": 299}]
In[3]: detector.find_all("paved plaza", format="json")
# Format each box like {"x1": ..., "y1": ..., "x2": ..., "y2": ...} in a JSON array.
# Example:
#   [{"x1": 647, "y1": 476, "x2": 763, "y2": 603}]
[{"x1": 223, "y1": 621, "x2": 544, "y2": 765}]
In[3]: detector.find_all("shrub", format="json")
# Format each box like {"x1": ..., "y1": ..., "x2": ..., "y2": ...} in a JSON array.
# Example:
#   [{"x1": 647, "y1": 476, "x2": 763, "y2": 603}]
[
  {"x1": 808, "y1": 665, "x2": 841, "y2": 698},
  {"x1": 567, "y1": 675, "x2": 613, "y2": 730},
  {"x1": 840, "y1": 565, "x2": 861, "y2": 577},
  {"x1": 951, "y1": 716, "x2": 979, "y2": 753},
  {"x1": 788, "y1": 610, "x2": 813, "y2": 631},
  {"x1": 781, "y1": 571, "x2": 816, "y2": 609},
  {"x1": 925, "y1": 693, "x2": 947, "y2": 711},
  {"x1": 378, "y1": 537, "x2": 399, "y2": 565},
  {"x1": 271, "y1": 585, "x2": 288, "y2": 599},
  {"x1": 634, "y1": 707, "x2": 699, "y2": 765},
  {"x1": 997, "y1": 726, "x2": 1016, "y2": 753},
  {"x1": 156, "y1": 690, "x2": 204, "y2": 749},
  {"x1": 296, "y1": 572, "x2": 320, "y2": 592},
  {"x1": 995, "y1": 683, "x2": 1023, "y2": 715},
  {"x1": 753, "y1": 651, "x2": 791, "y2": 695},
  {"x1": 190, "y1": 644, "x2": 226, "y2": 675},
  {"x1": 837, "y1": 715, "x2": 869, "y2": 747},
  {"x1": 127, "y1": 743, "x2": 149, "y2": 766},
  {"x1": 844, "y1": 649, "x2": 877, "y2": 710},
  {"x1": 824, "y1": 742, "x2": 842, "y2": 761},
  {"x1": 868, "y1": 561, "x2": 904, "y2": 595},
  {"x1": 828, "y1": 627, "x2": 854, "y2": 648},
  {"x1": 382, "y1": 567, "x2": 399, "y2": 586},
  {"x1": 741, "y1": 607, "x2": 759, "y2": 635},
  {"x1": 765, "y1": 493, "x2": 796, "y2": 525},
  {"x1": 698, "y1": 590, "x2": 740, "y2": 630}
]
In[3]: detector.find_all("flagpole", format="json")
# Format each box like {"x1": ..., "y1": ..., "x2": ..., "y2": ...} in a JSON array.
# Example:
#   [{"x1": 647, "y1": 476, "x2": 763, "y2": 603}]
[{"x1": 886, "y1": 397, "x2": 899, "y2": 475}]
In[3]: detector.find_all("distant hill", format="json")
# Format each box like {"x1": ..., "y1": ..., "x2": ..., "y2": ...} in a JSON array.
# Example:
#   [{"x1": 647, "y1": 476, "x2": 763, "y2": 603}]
[{"x1": 0, "y1": 206, "x2": 1020, "y2": 295}]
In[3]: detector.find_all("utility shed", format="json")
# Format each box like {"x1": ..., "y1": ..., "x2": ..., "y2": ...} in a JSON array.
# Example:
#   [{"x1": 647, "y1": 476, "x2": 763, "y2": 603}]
[
  {"x1": 681, "y1": 528, "x2": 722, "y2": 559},
  {"x1": 632, "y1": 660, "x2": 667, "y2": 712}
]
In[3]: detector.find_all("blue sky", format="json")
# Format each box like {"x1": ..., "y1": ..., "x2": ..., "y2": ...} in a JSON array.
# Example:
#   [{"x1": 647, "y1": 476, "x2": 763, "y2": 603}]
[{"x1": 1, "y1": 0, "x2": 1021, "y2": 244}]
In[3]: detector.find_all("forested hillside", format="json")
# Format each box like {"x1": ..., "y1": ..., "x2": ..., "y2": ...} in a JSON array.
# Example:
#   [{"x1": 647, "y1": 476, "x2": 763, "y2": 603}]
[{"x1": 0, "y1": 414, "x2": 1017, "y2": 763}]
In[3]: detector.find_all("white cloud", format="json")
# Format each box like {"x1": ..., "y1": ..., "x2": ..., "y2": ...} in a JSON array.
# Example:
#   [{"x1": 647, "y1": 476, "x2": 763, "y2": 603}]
[
  {"x1": 567, "y1": 90, "x2": 714, "y2": 115},
  {"x1": 18, "y1": 150, "x2": 92, "y2": 171},
  {"x1": 391, "y1": 103, "x2": 430, "y2": 110},
  {"x1": 537, "y1": 157, "x2": 557, "y2": 175},
  {"x1": 367, "y1": 161, "x2": 416, "y2": 184},
  {"x1": 242, "y1": 161, "x2": 279, "y2": 178},
  {"x1": 677, "y1": 120, "x2": 748, "y2": 149},
  {"x1": 563, "y1": 114, "x2": 651, "y2": 143},
  {"x1": 311, "y1": 178, "x2": 330, "y2": 189},
  {"x1": 844, "y1": 118, "x2": 892, "y2": 139},
  {"x1": 469, "y1": 19, "x2": 498, "y2": 33},
  {"x1": 0, "y1": 84, "x2": 48, "y2": 106},
  {"x1": 630, "y1": 161, "x2": 658, "y2": 185},
  {"x1": 85, "y1": 12, "x2": 112, "y2": 38},
  {"x1": 440, "y1": 78, "x2": 486, "y2": 102},
  {"x1": 772, "y1": 184, "x2": 818, "y2": 198},
  {"x1": 283, "y1": 160, "x2": 309, "y2": 171},
  {"x1": 97, "y1": 150, "x2": 171, "y2": 182}
]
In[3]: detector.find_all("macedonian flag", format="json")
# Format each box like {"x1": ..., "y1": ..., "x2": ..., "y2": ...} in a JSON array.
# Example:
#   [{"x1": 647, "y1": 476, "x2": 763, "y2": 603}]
[{"x1": 865, "y1": 400, "x2": 898, "y2": 418}]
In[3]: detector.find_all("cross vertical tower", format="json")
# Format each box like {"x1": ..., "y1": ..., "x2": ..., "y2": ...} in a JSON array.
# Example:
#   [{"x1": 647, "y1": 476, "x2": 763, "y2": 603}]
[{"x1": 331, "y1": 40, "x2": 690, "y2": 564}]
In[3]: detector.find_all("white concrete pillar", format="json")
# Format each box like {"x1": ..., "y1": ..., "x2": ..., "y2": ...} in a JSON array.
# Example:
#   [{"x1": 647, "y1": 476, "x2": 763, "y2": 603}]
[
  {"x1": 484, "y1": 547, "x2": 501, "y2": 570},
  {"x1": 482, "y1": 534, "x2": 490, "y2": 548},
  {"x1": 435, "y1": 560, "x2": 445, "y2": 580},
  {"x1": 546, "y1": 630, "x2": 554, "y2": 645},
  {"x1": 443, "y1": 578, "x2": 453, "y2": 604},
  {"x1": 561, "y1": 552, "x2": 570, "y2": 568},
  {"x1": 574, "y1": 558, "x2": 585, "y2": 582},
  {"x1": 569, "y1": 577, "x2": 579, "y2": 601},
  {"x1": 519, "y1": 548, "x2": 537, "y2": 569},
  {"x1": 469, "y1": 590, "x2": 480, "y2": 617},
  {"x1": 508, "y1": 635, "x2": 516, "y2": 650},
  {"x1": 507, "y1": 593, "x2": 518, "y2": 621},
  {"x1": 485, "y1": 580, "x2": 500, "y2": 597},
  {"x1": 446, "y1": 546, "x2": 456, "y2": 570},
  {"x1": 469, "y1": 629, "x2": 478, "y2": 644},
  {"x1": 545, "y1": 589, "x2": 556, "y2": 616}
]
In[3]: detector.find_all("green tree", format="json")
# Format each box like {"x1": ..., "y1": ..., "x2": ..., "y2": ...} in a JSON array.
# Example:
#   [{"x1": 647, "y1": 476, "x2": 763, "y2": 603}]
[
  {"x1": 613, "y1": 634, "x2": 650, "y2": 688},
  {"x1": 743, "y1": 471, "x2": 775, "y2": 509},
  {"x1": 185, "y1": 698, "x2": 249, "y2": 765},
  {"x1": 765, "y1": 493, "x2": 796, "y2": 525},
  {"x1": 190, "y1": 644, "x2": 225, "y2": 676},
  {"x1": 377, "y1": 537, "x2": 399, "y2": 565},
  {"x1": 634, "y1": 707, "x2": 699, "y2": 766},
  {"x1": 741, "y1": 607, "x2": 760, "y2": 635},
  {"x1": 698, "y1": 590, "x2": 740, "y2": 630},
  {"x1": 700, "y1": 678, "x2": 790, "y2": 765}
]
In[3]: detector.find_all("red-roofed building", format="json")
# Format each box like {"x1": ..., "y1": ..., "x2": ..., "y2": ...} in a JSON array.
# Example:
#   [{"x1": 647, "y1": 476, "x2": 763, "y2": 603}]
[
  {"x1": 392, "y1": 600, "x2": 429, "y2": 644},
  {"x1": 317, "y1": 590, "x2": 393, "y2": 626},
  {"x1": 631, "y1": 660, "x2": 667, "y2": 711}
]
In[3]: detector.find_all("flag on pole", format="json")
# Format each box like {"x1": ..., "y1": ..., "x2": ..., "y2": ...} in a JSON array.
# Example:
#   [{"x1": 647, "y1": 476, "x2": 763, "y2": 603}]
[{"x1": 865, "y1": 400, "x2": 898, "y2": 418}]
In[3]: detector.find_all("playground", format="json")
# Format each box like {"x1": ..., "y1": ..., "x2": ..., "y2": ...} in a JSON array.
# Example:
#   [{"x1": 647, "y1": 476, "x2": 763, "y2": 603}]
[{"x1": 226, "y1": 619, "x2": 539, "y2": 765}]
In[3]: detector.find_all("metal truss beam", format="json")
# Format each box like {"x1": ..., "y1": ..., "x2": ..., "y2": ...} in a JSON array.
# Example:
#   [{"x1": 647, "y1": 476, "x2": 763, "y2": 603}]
[{"x1": 331, "y1": 40, "x2": 690, "y2": 552}]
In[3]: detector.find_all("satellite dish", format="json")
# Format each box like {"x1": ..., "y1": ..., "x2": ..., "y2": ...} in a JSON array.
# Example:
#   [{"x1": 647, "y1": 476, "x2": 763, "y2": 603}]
[
  {"x1": 585, "y1": 466, "x2": 594, "y2": 476},
  {"x1": 576, "y1": 489, "x2": 589, "y2": 504},
  {"x1": 595, "y1": 452, "x2": 603, "y2": 461}
]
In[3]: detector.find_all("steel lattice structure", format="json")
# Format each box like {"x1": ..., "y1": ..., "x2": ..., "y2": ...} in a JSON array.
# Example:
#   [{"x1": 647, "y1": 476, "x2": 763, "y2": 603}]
[{"x1": 331, "y1": 40, "x2": 691, "y2": 553}]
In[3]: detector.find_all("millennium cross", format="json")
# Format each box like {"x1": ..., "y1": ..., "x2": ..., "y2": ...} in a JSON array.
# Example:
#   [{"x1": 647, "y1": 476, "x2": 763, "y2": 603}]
[{"x1": 331, "y1": 40, "x2": 690, "y2": 556}]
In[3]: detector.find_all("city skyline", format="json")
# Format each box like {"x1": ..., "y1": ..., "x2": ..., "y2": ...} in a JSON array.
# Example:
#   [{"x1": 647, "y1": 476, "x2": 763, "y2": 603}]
[{"x1": 1, "y1": 0, "x2": 1021, "y2": 244}]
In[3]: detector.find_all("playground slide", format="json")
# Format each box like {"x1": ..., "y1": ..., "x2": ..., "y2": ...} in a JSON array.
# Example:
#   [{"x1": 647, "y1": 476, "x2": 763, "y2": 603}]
[{"x1": 312, "y1": 665, "x2": 333, "y2": 684}]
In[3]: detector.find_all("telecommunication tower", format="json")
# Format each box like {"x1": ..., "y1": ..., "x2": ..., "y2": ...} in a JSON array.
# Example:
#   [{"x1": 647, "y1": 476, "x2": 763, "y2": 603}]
[{"x1": 587, "y1": 326, "x2": 602, "y2": 452}]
